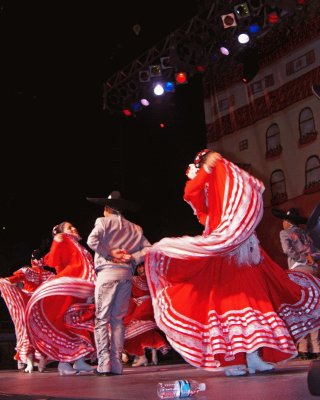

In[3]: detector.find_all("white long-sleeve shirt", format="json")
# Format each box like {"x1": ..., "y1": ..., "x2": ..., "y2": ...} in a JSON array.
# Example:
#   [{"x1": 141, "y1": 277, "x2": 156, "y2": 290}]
[{"x1": 87, "y1": 213, "x2": 151, "y2": 276}]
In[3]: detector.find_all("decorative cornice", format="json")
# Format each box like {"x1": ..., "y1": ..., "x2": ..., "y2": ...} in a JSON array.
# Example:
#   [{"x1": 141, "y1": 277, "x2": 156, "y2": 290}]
[{"x1": 207, "y1": 67, "x2": 320, "y2": 143}]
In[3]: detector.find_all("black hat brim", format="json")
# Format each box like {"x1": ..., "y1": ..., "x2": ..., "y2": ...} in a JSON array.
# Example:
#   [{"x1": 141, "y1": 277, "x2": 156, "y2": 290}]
[
  {"x1": 86, "y1": 197, "x2": 140, "y2": 212},
  {"x1": 271, "y1": 208, "x2": 308, "y2": 225}
]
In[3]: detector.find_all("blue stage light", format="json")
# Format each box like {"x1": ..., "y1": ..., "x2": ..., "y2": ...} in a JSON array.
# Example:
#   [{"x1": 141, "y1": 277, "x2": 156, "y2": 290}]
[{"x1": 164, "y1": 82, "x2": 175, "y2": 93}]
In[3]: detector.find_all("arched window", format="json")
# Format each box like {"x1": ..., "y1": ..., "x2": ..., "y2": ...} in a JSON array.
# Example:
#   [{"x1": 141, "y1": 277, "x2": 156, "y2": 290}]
[
  {"x1": 270, "y1": 169, "x2": 287, "y2": 205},
  {"x1": 304, "y1": 155, "x2": 320, "y2": 193},
  {"x1": 299, "y1": 107, "x2": 318, "y2": 144},
  {"x1": 266, "y1": 123, "x2": 282, "y2": 158}
]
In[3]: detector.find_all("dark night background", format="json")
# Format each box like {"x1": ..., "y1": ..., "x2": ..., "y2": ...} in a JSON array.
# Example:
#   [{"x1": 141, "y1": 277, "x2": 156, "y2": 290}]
[{"x1": 0, "y1": 1, "x2": 209, "y2": 274}]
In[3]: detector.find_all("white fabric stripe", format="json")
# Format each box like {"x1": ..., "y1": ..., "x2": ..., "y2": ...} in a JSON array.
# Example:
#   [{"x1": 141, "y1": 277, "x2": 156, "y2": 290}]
[
  {"x1": 124, "y1": 320, "x2": 157, "y2": 339},
  {"x1": 0, "y1": 279, "x2": 32, "y2": 362},
  {"x1": 149, "y1": 160, "x2": 264, "y2": 259}
]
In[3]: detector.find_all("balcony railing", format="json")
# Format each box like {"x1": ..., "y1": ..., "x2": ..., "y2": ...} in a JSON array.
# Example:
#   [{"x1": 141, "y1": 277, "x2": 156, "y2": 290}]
[
  {"x1": 299, "y1": 131, "x2": 318, "y2": 145},
  {"x1": 266, "y1": 144, "x2": 283, "y2": 159}
]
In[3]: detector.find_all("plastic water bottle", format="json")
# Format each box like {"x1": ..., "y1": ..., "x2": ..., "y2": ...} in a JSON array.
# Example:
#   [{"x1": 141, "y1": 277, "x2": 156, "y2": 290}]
[{"x1": 157, "y1": 379, "x2": 206, "y2": 399}]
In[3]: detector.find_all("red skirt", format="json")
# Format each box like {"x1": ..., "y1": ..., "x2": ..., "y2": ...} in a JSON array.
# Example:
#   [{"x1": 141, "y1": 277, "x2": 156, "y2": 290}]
[
  {"x1": 124, "y1": 295, "x2": 170, "y2": 357},
  {"x1": 26, "y1": 277, "x2": 96, "y2": 362},
  {"x1": 145, "y1": 247, "x2": 320, "y2": 370}
]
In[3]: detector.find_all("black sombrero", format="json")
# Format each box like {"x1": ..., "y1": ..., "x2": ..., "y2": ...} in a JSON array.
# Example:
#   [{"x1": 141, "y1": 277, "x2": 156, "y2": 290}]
[
  {"x1": 271, "y1": 207, "x2": 308, "y2": 225},
  {"x1": 86, "y1": 191, "x2": 140, "y2": 212}
]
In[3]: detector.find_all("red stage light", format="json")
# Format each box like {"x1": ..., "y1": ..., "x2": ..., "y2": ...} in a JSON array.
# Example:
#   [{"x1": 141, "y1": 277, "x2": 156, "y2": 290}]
[
  {"x1": 122, "y1": 109, "x2": 132, "y2": 117},
  {"x1": 196, "y1": 65, "x2": 205, "y2": 73},
  {"x1": 268, "y1": 11, "x2": 280, "y2": 24},
  {"x1": 175, "y1": 72, "x2": 187, "y2": 85}
]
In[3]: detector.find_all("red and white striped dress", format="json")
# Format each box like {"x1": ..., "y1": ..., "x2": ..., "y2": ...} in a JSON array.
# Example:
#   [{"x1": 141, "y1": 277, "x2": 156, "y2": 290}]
[
  {"x1": 0, "y1": 258, "x2": 54, "y2": 364},
  {"x1": 26, "y1": 234, "x2": 96, "y2": 363},
  {"x1": 145, "y1": 156, "x2": 320, "y2": 370},
  {"x1": 124, "y1": 273, "x2": 170, "y2": 357}
]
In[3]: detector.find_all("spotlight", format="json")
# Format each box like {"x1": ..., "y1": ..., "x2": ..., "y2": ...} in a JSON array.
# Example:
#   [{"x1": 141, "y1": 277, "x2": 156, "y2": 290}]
[
  {"x1": 140, "y1": 98, "x2": 150, "y2": 107},
  {"x1": 149, "y1": 65, "x2": 162, "y2": 77},
  {"x1": 160, "y1": 57, "x2": 172, "y2": 69},
  {"x1": 131, "y1": 101, "x2": 142, "y2": 113},
  {"x1": 248, "y1": 22, "x2": 261, "y2": 35},
  {"x1": 219, "y1": 46, "x2": 230, "y2": 56},
  {"x1": 164, "y1": 81, "x2": 175, "y2": 93},
  {"x1": 195, "y1": 65, "x2": 206, "y2": 73},
  {"x1": 267, "y1": 8, "x2": 281, "y2": 24},
  {"x1": 139, "y1": 70, "x2": 150, "y2": 83},
  {"x1": 153, "y1": 83, "x2": 165, "y2": 96},
  {"x1": 237, "y1": 33, "x2": 250, "y2": 44},
  {"x1": 234, "y1": 2, "x2": 250, "y2": 19},
  {"x1": 175, "y1": 72, "x2": 188, "y2": 85},
  {"x1": 122, "y1": 109, "x2": 132, "y2": 117},
  {"x1": 221, "y1": 13, "x2": 237, "y2": 29}
]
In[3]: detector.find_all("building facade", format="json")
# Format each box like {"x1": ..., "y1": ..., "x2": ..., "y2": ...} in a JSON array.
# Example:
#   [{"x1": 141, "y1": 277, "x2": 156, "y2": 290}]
[{"x1": 203, "y1": 15, "x2": 320, "y2": 266}]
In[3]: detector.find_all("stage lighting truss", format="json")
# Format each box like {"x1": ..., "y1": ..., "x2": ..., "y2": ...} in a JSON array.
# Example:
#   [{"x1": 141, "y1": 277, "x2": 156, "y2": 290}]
[{"x1": 103, "y1": 0, "x2": 313, "y2": 113}]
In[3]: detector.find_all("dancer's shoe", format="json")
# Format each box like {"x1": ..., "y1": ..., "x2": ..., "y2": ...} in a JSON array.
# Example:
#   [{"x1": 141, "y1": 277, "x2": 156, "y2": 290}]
[
  {"x1": 151, "y1": 349, "x2": 158, "y2": 366},
  {"x1": 17, "y1": 360, "x2": 26, "y2": 371},
  {"x1": 37, "y1": 356, "x2": 47, "y2": 373},
  {"x1": 246, "y1": 351, "x2": 275, "y2": 374},
  {"x1": 132, "y1": 354, "x2": 148, "y2": 367},
  {"x1": 73, "y1": 357, "x2": 95, "y2": 372},
  {"x1": 224, "y1": 365, "x2": 247, "y2": 376},
  {"x1": 24, "y1": 354, "x2": 34, "y2": 374},
  {"x1": 58, "y1": 362, "x2": 78, "y2": 376}
]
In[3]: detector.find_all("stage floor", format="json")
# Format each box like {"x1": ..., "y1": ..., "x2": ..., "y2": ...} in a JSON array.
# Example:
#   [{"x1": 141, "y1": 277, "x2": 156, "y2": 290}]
[{"x1": 0, "y1": 358, "x2": 317, "y2": 400}]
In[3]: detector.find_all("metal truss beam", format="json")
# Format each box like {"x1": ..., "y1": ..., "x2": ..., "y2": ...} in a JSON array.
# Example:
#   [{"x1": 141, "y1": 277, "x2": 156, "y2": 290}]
[{"x1": 102, "y1": 0, "x2": 311, "y2": 113}]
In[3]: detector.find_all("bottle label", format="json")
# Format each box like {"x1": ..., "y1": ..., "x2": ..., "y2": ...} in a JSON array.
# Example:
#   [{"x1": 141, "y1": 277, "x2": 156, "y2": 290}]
[{"x1": 178, "y1": 380, "x2": 191, "y2": 397}]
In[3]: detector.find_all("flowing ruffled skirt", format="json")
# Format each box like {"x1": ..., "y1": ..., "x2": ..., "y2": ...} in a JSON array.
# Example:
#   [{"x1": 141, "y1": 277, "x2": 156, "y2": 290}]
[
  {"x1": 0, "y1": 279, "x2": 38, "y2": 363},
  {"x1": 145, "y1": 247, "x2": 320, "y2": 370},
  {"x1": 25, "y1": 277, "x2": 96, "y2": 362},
  {"x1": 124, "y1": 296, "x2": 170, "y2": 357}
]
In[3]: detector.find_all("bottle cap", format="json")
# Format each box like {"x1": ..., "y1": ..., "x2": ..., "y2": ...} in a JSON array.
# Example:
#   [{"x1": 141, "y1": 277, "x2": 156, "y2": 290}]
[{"x1": 199, "y1": 383, "x2": 206, "y2": 391}]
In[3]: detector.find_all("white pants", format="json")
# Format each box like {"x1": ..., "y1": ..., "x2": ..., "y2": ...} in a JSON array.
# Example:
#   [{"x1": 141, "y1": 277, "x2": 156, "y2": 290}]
[{"x1": 94, "y1": 270, "x2": 132, "y2": 374}]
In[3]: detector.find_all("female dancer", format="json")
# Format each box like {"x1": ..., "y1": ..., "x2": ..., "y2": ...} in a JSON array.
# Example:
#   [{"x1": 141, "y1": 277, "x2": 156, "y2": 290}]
[
  {"x1": 123, "y1": 263, "x2": 170, "y2": 367},
  {"x1": 145, "y1": 149, "x2": 320, "y2": 376},
  {"x1": 0, "y1": 250, "x2": 54, "y2": 373},
  {"x1": 26, "y1": 222, "x2": 96, "y2": 375}
]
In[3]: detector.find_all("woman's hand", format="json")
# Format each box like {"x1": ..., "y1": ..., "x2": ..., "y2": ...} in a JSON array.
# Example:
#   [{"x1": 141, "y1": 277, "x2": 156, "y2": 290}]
[
  {"x1": 205, "y1": 152, "x2": 221, "y2": 169},
  {"x1": 53, "y1": 233, "x2": 64, "y2": 243},
  {"x1": 110, "y1": 248, "x2": 133, "y2": 263}
]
